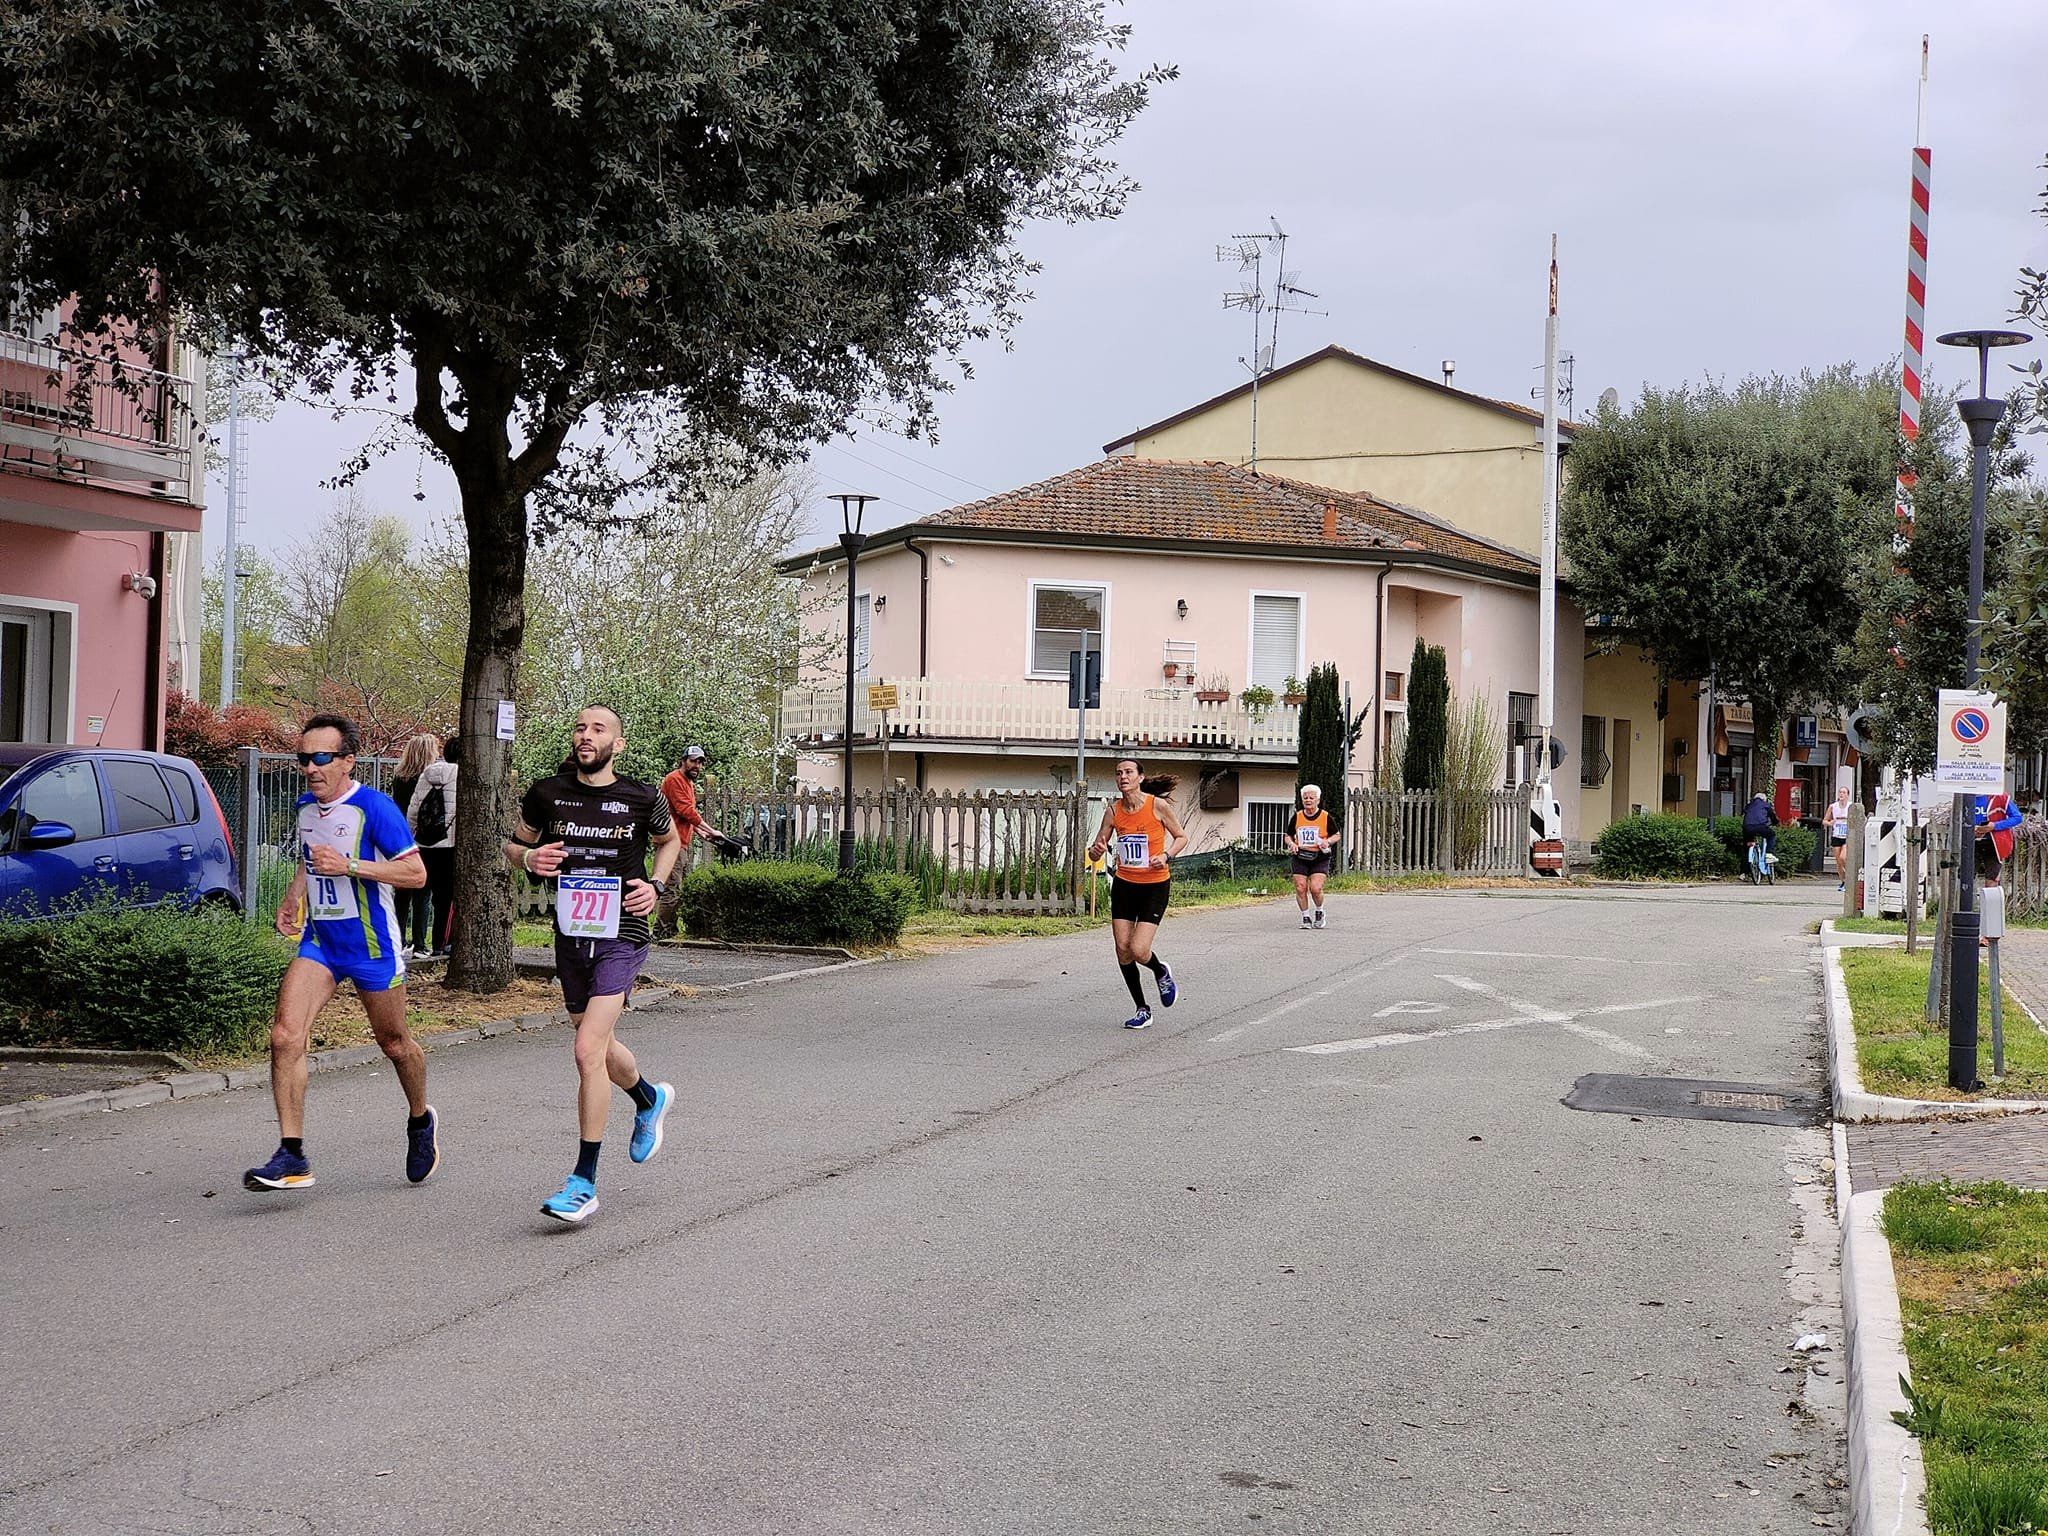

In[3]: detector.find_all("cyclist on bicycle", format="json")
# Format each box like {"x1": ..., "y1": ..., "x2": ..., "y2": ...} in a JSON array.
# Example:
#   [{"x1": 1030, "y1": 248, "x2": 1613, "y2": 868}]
[{"x1": 1742, "y1": 790, "x2": 1779, "y2": 869}]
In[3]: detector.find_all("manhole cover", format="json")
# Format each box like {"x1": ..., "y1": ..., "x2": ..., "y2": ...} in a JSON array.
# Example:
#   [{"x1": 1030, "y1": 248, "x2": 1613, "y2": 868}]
[{"x1": 1562, "y1": 1074, "x2": 1822, "y2": 1127}]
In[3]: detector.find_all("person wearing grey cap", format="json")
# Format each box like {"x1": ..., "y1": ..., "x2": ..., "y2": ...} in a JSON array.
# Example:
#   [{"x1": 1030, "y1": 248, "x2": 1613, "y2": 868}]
[{"x1": 655, "y1": 745, "x2": 735, "y2": 939}]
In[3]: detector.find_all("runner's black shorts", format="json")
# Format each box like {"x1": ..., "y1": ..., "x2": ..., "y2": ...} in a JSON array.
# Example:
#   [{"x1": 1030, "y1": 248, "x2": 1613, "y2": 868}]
[
  {"x1": 1291, "y1": 853, "x2": 1333, "y2": 877},
  {"x1": 1109, "y1": 876, "x2": 1171, "y2": 926}
]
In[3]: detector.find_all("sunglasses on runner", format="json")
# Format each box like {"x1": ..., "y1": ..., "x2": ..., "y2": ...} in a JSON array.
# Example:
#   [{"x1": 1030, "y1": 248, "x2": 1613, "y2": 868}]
[{"x1": 296, "y1": 750, "x2": 349, "y2": 766}]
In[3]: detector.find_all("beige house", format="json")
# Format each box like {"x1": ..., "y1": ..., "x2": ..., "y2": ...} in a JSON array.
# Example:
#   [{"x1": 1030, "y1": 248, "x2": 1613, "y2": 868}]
[
  {"x1": 780, "y1": 456, "x2": 1598, "y2": 852},
  {"x1": 1105, "y1": 345, "x2": 1668, "y2": 841}
]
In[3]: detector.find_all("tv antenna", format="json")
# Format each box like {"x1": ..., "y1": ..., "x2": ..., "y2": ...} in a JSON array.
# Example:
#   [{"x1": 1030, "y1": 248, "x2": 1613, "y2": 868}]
[
  {"x1": 1218, "y1": 217, "x2": 1325, "y2": 472},
  {"x1": 1531, "y1": 352, "x2": 1575, "y2": 419}
]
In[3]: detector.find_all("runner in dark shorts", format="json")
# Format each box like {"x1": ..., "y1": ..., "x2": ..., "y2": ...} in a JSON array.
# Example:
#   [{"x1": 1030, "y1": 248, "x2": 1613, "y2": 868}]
[
  {"x1": 1283, "y1": 784, "x2": 1339, "y2": 929},
  {"x1": 507, "y1": 704, "x2": 683, "y2": 1225},
  {"x1": 1086, "y1": 758, "x2": 1189, "y2": 1029}
]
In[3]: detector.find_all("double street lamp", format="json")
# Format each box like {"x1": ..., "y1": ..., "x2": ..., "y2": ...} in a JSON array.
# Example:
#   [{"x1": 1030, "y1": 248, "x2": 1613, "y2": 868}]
[
  {"x1": 1934, "y1": 326, "x2": 2032, "y2": 1091},
  {"x1": 833, "y1": 492, "x2": 877, "y2": 876}
]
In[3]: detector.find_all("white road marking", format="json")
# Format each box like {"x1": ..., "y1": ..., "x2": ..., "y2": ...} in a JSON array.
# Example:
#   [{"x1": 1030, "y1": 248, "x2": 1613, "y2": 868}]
[
  {"x1": 1418, "y1": 947, "x2": 1692, "y2": 968},
  {"x1": 1373, "y1": 1000, "x2": 1449, "y2": 1018},
  {"x1": 1289, "y1": 989, "x2": 1704, "y2": 1061},
  {"x1": 1207, "y1": 952, "x2": 1406, "y2": 1043},
  {"x1": 1438, "y1": 975, "x2": 1567, "y2": 1021},
  {"x1": 1558, "y1": 1020, "x2": 1655, "y2": 1059},
  {"x1": 1290, "y1": 1015, "x2": 1529, "y2": 1055}
]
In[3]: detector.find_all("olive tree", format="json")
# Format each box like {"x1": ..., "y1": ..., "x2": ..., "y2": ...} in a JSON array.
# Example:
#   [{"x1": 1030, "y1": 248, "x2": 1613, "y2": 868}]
[{"x1": 0, "y1": 0, "x2": 1165, "y2": 988}]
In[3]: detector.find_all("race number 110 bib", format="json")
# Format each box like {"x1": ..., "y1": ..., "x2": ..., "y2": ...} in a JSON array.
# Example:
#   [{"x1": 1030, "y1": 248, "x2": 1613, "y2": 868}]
[
  {"x1": 557, "y1": 874, "x2": 622, "y2": 939},
  {"x1": 1117, "y1": 832, "x2": 1151, "y2": 869}
]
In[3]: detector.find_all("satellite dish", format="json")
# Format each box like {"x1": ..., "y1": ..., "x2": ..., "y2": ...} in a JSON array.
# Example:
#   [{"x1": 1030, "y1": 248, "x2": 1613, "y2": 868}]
[{"x1": 1598, "y1": 386, "x2": 1620, "y2": 414}]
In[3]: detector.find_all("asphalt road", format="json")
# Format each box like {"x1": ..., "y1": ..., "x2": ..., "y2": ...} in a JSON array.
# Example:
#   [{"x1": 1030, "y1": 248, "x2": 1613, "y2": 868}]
[{"x1": 0, "y1": 884, "x2": 1847, "y2": 1535}]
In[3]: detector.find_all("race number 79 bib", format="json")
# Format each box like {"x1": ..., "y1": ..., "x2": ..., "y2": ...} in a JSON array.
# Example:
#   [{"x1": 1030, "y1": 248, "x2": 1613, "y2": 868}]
[
  {"x1": 307, "y1": 870, "x2": 358, "y2": 922},
  {"x1": 557, "y1": 874, "x2": 622, "y2": 939},
  {"x1": 1116, "y1": 832, "x2": 1151, "y2": 869}
]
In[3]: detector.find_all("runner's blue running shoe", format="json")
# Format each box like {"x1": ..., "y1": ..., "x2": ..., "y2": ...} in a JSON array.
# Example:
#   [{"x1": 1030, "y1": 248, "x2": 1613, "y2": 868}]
[
  {"x1": 541, "y1": 1174, "x2": 600, "y2": 1224},
  {"x1": 1123, "y1": 1006, "x2": 1153, "y2": 1030},
  {"x1": 243, "y1": 1147, "x2": 314, "y2": 1192},
  {"x1": 630, "y1": 1081, "x2": 675, "y2": 1164},
  {"x1": 1155, "y1": 965, "x2": 1177, "y2": 1007},
  {"x1": 405, "y1": 1105, "x2": 439, "y2": 1184}
]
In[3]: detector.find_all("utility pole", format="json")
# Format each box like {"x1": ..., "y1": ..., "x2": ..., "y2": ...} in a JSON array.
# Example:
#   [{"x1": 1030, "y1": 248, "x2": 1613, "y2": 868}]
[{"x1": 1531, "y1": 236, "x2": 1564, "y2": 855}]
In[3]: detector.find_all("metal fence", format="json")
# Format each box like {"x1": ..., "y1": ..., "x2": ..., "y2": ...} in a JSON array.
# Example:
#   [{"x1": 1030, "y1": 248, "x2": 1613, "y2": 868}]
[{"x1": 203, "y1": 749, "x2": 403, "y2": 922}]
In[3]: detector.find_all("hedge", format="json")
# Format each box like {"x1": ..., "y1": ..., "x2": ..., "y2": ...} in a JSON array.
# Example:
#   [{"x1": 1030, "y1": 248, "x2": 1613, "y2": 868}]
[
  {"x1": 0, "y1": 903, "x2": 293, "y2": 1055},
  {"x1": 678, "y1": 863, "x2": 917, "y2": 946},
  {"x1": 1592, "y1": 814, "x2": 1733, "y2": 880}
]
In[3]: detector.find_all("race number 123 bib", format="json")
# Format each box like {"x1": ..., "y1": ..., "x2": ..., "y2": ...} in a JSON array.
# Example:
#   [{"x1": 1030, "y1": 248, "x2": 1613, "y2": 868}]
[
  {"x1": 1297, "y1": 825, "x2": 1320, "y2": 848},
  {"x1": 557, "y1": 874, "x2": 622, "y2": 939}
]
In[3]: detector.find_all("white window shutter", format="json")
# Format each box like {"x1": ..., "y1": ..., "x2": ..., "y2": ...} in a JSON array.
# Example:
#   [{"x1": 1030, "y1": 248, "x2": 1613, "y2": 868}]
[{"x1": 1250, "y1": 595, "x2": 1300, "y2": 689}]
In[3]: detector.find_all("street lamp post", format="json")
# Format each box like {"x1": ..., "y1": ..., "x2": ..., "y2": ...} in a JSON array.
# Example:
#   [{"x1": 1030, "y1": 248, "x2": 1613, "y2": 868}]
[
  {"x1": 833, "y1": 492, "x2": 877, "y2": 876},
  {"x1": 1933, "y1": 327, "x2": 2032, "y2": 1091}
]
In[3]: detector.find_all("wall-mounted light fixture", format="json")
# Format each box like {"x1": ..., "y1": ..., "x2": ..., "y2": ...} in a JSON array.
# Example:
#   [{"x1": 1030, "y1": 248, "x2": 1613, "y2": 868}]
[{"x1": 1175, "y1": 598, "x2": 1188, "y2": 619}]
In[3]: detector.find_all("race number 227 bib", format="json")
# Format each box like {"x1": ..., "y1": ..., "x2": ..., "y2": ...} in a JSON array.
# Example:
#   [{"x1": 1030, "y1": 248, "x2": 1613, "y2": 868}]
[
  {"x1": 557, "y1": 874, "x2": 622, "y2": 939},
  {"x1": 1116, "y1": 832, "x2": 1151, "y2": 870}
]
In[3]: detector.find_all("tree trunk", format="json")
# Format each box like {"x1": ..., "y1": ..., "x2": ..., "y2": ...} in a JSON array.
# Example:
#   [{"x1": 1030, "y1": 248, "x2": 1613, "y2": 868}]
[{"x1": 446, "y1": 480, "x2": 528, "y2": 994}]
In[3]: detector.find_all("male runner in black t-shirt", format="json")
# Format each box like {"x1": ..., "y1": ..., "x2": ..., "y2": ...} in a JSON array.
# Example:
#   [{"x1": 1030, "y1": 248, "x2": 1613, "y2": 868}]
[{"x1": 505, "y1": 704, "x2": 682, "y2": 1224}]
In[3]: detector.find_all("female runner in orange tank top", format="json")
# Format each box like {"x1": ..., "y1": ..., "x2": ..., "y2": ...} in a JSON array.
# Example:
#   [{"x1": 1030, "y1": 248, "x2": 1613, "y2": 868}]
[
  {"x1": 1086, "y1": 757, "x2": 1189, "y2": 1029},
  {"x1": 1283, "y1": 783, "x2": 1338, "y2": 929}
]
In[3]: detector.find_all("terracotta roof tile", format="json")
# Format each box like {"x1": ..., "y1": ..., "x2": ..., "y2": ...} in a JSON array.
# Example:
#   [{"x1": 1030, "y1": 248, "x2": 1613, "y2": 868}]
[{"x1": 908, "y1": 457, "x2": 1536, "y2": 577}]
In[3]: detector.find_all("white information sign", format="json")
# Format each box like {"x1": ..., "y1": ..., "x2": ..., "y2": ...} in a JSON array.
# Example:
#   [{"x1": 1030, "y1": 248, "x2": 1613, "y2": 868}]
[
  {"x1": 1932, "y1": 689, "x2": 2006, "y2": 793},
  {"x1": 496, "y1": 699, "x2": 517, "y2": 741}
]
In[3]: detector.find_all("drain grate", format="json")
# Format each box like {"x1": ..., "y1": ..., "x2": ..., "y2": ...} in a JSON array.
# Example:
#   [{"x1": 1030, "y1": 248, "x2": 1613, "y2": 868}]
[{"x1": 1563, "y1": 1074, "x2": 1823, "y2": 1127}]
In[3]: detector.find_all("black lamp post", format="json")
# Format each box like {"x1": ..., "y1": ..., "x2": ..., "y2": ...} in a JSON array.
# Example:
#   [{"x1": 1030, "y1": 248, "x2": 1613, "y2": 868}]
[
  {"x1": 832, "y1": 492, "x2": 877, "y2": 875},
  {"x1": 1933, "y1": 327, "x2": 2032, "y2": 1091}
]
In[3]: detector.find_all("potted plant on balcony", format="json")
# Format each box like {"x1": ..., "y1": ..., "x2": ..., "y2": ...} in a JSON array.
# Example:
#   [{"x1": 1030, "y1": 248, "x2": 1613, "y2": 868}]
[
  {"x1": 1162, "y1": 660, "x2": 1182, "y2": 682},
  {"x1": 1281, "y1": 675, "x2": 1306, "y2": 707},
  {"x1": 1195, "y1": 673, "x2": 1231, "y2": 704},
  {"x1": 1239, "y1": 683, "x2": 1276, "y2": 717}
]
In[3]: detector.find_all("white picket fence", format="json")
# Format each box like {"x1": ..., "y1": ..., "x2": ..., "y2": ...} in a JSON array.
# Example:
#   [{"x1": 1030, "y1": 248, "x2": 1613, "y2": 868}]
[{"x1": 1341, "y1": 785, "x2": 1535, "y2": 876}]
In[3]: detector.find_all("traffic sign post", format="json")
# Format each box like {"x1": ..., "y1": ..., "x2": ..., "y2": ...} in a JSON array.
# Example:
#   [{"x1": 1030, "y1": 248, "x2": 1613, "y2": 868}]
[{"x1": 1934, "y1": 688, "x2": 2005, "y2": 1091}]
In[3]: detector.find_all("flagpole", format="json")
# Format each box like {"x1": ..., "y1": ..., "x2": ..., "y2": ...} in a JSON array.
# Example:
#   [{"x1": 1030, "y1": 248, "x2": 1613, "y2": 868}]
[
  {"x1": 1896, "y1": 36, "x2": 1931, "y2": 532},
  {"x1": 1536, "y1": 236, "x2": 1561, "y2": 830}
]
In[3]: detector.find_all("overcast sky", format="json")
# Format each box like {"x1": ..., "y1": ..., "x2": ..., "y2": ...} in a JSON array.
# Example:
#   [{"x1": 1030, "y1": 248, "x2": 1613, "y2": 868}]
[{"x1": 214, "y1": 0, "x2": 2048, "y2": 565}]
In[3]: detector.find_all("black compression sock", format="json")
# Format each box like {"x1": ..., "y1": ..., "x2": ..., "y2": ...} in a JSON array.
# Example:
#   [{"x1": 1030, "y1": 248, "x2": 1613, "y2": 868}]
[
  {"x1": 1119, "y1": 961, "x2": 1147, "y2": 1008},
  {"x1": 407, "y1": 1110, "x2": 431, "y2": 1130},
  {"x1": 280, "y1": 1137, "x2": 304, "y2": 1157},
  {"x1": 574, "y1": 1139, "x2": 602, "y2": 1183},
  {"x1": 1143, "y1": 955, "x2": 1169, "y2": 978},
  {"x1": 627, "y1": 1077, "x2": 658, "y2": 1112}
]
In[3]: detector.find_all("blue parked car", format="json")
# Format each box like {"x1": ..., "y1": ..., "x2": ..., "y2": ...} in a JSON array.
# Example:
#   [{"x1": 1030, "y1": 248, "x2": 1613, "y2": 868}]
[{"x1": 0, "y1": 745, "x2": 240, "y2": 914}]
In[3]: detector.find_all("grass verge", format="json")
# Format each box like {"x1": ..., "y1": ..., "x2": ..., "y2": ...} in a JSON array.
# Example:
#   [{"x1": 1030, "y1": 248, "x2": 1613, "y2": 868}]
[
  {"x1": 1883, "y1": 1180, "x2": 2048, "y2": 1536},
  {"x1": 1838, "y1": 947, "x2": 2048, "y2": 1100}
]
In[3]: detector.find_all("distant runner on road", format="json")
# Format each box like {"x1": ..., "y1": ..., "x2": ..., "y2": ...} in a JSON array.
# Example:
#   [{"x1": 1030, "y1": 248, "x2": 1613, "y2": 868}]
[
  {"x1": 1086, "y1": 758, "x2": 1188, "y2": 1030},
  {"x1": 1284, "y1": 783, "x2": 1338, "y2": 929},
  {"x1": 507, "y1": 705, "x2": 682, "y2": 1225},
  {"x1": 244, "y1": 714, "x2": 436, "y2": 1194}
]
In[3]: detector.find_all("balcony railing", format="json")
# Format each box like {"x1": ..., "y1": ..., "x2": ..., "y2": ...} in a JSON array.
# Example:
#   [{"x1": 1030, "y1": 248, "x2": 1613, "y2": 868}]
[
  {"x1": 781, "y1": 676, "x2": 1303, "y2": 756},
  {"x1": 0, "y1": 337, "x2": 198, "y2": 501}
]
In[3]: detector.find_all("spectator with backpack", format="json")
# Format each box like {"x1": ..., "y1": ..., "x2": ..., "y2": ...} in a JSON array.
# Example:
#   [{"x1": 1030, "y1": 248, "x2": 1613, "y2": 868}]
[
  {"x1": 390, "y1": 732, "x2": 441, "y2": 957},
  {"x1": 409, "y1": 735, "x2": 460, "y2": 956}
]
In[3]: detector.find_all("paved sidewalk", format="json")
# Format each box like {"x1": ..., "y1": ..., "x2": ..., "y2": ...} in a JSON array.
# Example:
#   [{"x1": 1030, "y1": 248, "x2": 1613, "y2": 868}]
[{"x1": 1998, "y1": 925, "x2": 2048, "y2": 1024}]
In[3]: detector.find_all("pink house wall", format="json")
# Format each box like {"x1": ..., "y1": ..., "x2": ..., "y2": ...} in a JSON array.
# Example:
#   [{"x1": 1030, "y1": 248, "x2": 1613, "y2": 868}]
[{"x1": 0, "y1": 518, "x2": 156, "y2": 747}]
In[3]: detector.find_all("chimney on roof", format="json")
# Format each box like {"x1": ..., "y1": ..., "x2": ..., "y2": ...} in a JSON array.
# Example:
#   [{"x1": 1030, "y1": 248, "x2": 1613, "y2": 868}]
[
  {"x1": 1441, "y1": 359, "x2": 1456, "y2": 387},
  {"x1": 1322, "y1": 502, "x2": 1338, "y2": 541}
]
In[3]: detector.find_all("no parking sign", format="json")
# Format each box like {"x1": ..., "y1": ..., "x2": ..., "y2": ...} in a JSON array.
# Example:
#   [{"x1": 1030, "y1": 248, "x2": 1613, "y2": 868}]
[{"x1": 1932, "y1": 689, "x2": 2006, "y2": 792}]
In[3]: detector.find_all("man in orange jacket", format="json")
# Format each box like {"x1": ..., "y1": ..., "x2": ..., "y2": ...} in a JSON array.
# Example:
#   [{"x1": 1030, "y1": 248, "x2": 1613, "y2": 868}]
[{"x1": 654, "y1": 746, "x2": 735, "y2": 938}]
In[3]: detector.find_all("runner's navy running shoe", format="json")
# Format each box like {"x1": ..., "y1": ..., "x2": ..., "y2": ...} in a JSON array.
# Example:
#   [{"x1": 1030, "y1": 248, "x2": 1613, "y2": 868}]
[
  {"x1": 1156, "y1": 964, "x2": 1177, "y2": 1007},
  {"x1": 243, "y1": 1147, "x2": 314, "y2": 1192},
  {"x1": 405, "y1": 1106, "x2": 440, "y2": 1184},
  {"x1": 1123, "y1": 1006, "x2": 1153, "y2": 1030},
  {"x1": 630, "y1": 1082, "x2": 675, "y2": 1164},
  {"x1": 541, "y1": 1174, "x2": 600, "y2": 1224}
]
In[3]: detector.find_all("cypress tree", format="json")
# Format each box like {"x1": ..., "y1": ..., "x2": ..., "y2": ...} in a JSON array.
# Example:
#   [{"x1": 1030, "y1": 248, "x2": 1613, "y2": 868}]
[
  {"x1": 1402, "y1": 640, "x2": 1450, "y2": 791},
  {"x1": 1295, "y1": 662, "x2": 1348, "y2": 831}
]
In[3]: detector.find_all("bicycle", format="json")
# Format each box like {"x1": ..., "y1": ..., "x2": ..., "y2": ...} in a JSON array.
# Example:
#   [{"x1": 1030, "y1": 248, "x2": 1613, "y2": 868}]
[{"x1": 1745, "y1": 833, "x2": 1776, "y2": 886}]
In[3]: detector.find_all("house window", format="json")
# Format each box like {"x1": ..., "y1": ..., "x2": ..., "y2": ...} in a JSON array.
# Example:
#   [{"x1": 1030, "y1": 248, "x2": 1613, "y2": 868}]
[
  {"x1": 854, "y1": 592, "x2": 871, "y2": 680},
  {"x1": 1505, "y1": 691, "x2": 1537, "y2": 785},
  {"x1": 1384, "y1": 671, "x2": 1404, "y2": 703},
  {"x1": 0, "y1": 605, "x2": 60, "y2": 744},
  {"x1": 1580, "y1": 715, "x2": 1609, "y2": 788},
  {"x1": 1030, "y1": 583, "x2": 1106, "y2": 678},
  {"x1": 1249, "y1": 593, "x2": 1302, "y2": 690},
  {"x1": 1246, "y1": 799, "x2": 1293, "y2": 851}
]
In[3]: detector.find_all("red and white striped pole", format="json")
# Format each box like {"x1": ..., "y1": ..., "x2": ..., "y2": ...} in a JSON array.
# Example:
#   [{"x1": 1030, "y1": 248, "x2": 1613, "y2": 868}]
[{"x1": 1896, "y1": 36, "x2": 1930, "y2": 531}]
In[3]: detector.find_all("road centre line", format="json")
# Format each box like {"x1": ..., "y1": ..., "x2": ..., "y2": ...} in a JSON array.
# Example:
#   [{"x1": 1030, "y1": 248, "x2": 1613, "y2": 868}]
[{"x1": 1417, "y1": 947, "x2": 1692, "y2": 968}]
